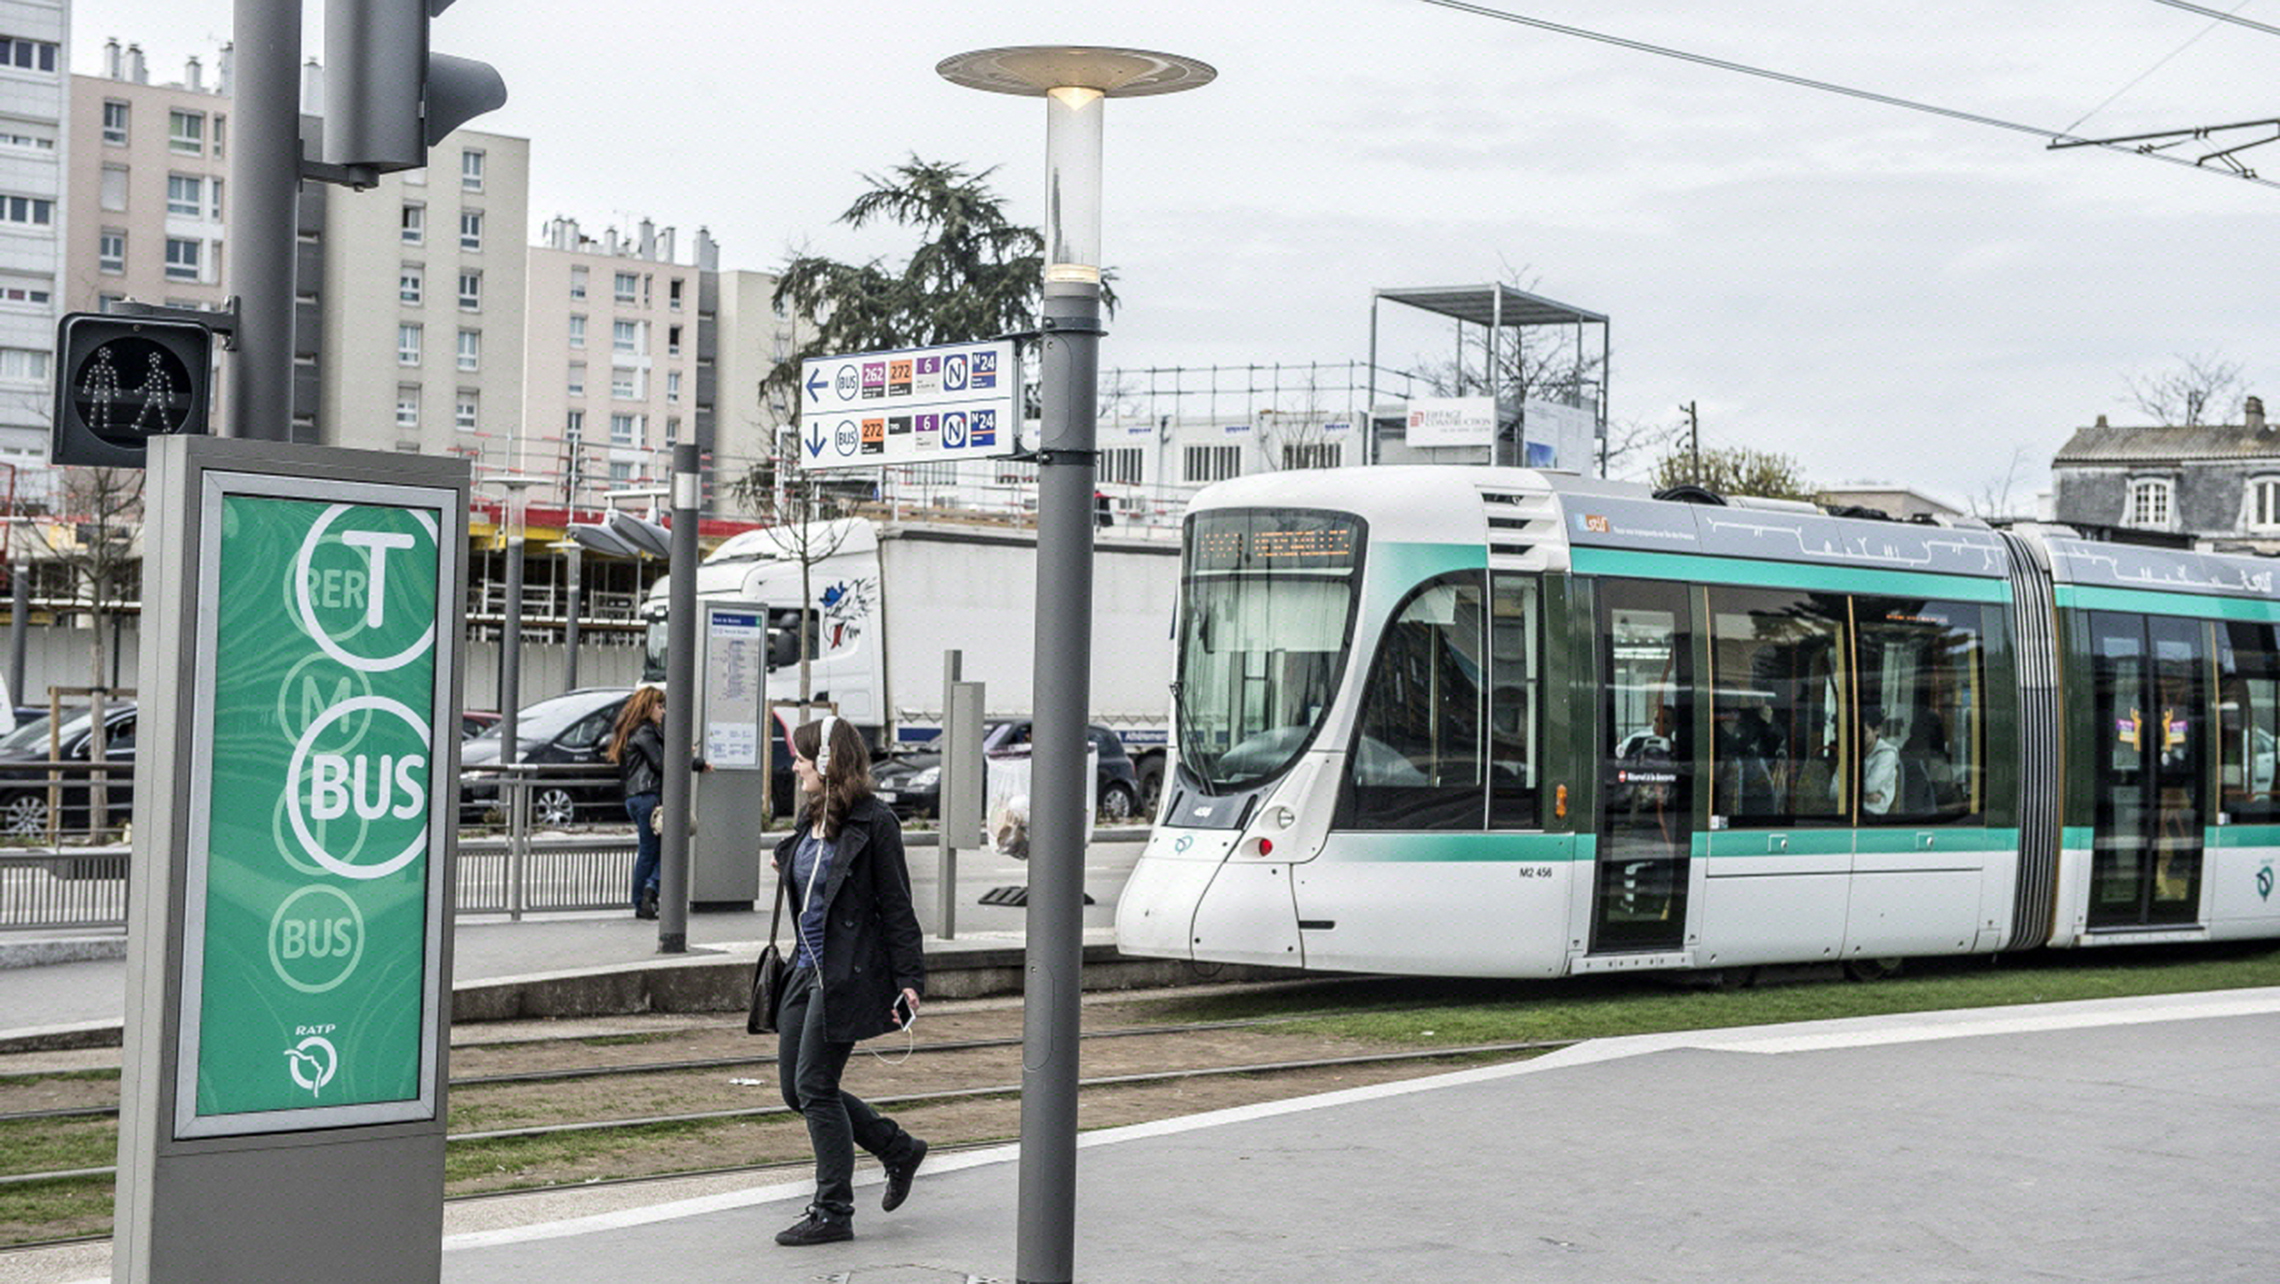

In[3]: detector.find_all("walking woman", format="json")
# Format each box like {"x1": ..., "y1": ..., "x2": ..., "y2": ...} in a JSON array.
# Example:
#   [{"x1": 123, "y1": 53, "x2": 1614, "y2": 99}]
[
  {"x1": 604, "y1": 687, "x2": 705, "y2": 919},
  {"x1": 773, "y1": 715, "x2": 929, "y2": 1247}
]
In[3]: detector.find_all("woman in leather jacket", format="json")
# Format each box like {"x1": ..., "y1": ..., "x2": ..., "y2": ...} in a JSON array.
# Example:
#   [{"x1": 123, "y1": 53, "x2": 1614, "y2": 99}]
[
  {"x1": 604, "y1": 687, "x2": 705, "y2": 918},
  {"x1": 770, "y1": 715, "x2": 928, "y2": 1247}
]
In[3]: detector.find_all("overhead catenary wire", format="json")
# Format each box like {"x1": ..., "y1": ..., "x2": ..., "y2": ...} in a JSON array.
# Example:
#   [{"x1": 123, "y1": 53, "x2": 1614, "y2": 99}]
[
  {"x1": 2142, "y1": 0, "x2": 2280, "y2": 39},
  {"x1": 1415, "y1": 0, "x2": 2280, "y2": 193},
  {"x1": 2064, "y1": 0, "x2": 2247, "y2": 134}
]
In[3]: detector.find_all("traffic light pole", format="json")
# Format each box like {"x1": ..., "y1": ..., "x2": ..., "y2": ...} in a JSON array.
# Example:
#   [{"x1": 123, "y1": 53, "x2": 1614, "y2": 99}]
[{"x1": 228, "y1": 0, "x2": 300, "y2": 442}]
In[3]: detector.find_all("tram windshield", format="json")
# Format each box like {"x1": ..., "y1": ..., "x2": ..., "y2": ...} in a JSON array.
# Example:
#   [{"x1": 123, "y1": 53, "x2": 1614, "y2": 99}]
[{"x1": 1177, "y1": 508, "x2": 1364, "y2": 792}]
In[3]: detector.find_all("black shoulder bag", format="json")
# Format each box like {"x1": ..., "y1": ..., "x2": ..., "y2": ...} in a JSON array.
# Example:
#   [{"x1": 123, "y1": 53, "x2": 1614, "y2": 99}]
[{"x1": 746, "y1": 867, "x2": 791, "y2": 1035}]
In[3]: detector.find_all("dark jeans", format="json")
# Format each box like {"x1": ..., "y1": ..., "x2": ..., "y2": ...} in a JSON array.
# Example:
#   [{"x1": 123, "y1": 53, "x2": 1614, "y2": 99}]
[
  {"x1": 626, "y1": 792, "x2": 661, "y2": 906},
  {"x1": 777, "y1": 965, "x2": 915, "y2": 1219}
]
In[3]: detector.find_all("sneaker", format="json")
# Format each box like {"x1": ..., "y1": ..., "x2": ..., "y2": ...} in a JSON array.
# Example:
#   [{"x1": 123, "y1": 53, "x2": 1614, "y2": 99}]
[
  {"x1": 774, "y1": 1206, "x2": 853, "y2": 1247},
  {"x1": 882, "y1": 1138, "x2": 928, "y2": 1212},
  {"x1": 636, "y1": 887, "x2": 659, "y2": 920}
]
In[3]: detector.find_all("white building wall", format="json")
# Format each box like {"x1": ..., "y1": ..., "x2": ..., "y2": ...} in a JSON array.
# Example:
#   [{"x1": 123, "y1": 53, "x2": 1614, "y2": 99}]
[{"x1": 0, "y1": 0, "x2": 64, "y2": 486}]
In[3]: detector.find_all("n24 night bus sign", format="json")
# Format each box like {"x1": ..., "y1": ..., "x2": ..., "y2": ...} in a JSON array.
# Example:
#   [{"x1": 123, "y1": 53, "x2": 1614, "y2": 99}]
[{"x1": 797, "y1": 339, "x2": 1020, "y2": 470}]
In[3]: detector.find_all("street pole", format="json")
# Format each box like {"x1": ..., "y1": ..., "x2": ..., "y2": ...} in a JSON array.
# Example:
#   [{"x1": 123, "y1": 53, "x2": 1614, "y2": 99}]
[
  {"x1": 228, "y1": 0, "x2": 300, "y2": 441},
  {"x1": 939, "y1": 46, "x2": 1212, "y2": 1284},
  {"x1": 658, "y1": 443, "x2": 701, "y2": 953},
  {"x1": 561, "y1": 540, "x2": 582, "y2": 690},
  {"x1": 493, "y1": 477, "x2": 537, "y2": 761}
]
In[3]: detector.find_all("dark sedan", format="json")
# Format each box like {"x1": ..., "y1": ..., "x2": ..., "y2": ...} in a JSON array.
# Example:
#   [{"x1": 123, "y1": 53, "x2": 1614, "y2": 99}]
[
  {"x1": 459, "y1": 688, "x2": 632, "y2": 825},
  {"x1": 871, "y1": 721, "x2": 1142, "y2": 823},
  {"x1": 0, "y1": 702, "x2": 136, "y2": 837}
]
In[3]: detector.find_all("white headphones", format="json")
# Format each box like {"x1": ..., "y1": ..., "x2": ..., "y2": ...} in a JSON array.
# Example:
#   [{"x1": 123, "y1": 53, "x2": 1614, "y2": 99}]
[{"x1": 816, "y1": 715, "x2": 838, "y2": 771}]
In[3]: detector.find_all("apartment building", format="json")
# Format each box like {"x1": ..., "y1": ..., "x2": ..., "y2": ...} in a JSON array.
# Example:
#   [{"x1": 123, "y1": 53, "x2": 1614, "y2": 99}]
[
  {"x1": 0, "y1": 0, "x2": 66, "y2": 488},
  {"x1": 524, "y1": 216, "x2": 710, "y2": 511},
  {"x1": 711, "y1": 266, "x2": 805, "y2": 493},
  {"x1": 320, "y1": 122, "x2": 527, "y2": 471}
]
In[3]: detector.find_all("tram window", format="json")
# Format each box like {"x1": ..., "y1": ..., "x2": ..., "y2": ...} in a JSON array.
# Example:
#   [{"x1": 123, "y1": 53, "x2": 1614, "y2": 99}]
[
  {"x1": 1854, "y1": 599, "x2": 1985, "y2": 824},
  {"x1": 1343, "y1": 573, "x2": 1487, "y2": 830},
  {"x1": 1707, "y1": 589, "x2": 1848, "y2": 826},
  {"x1": 2218, "y1": 622, "x2": 2280, "y2": 822},
  {"x1": 1489, "y1": 573, "x2": 1540, "y2": 828}
]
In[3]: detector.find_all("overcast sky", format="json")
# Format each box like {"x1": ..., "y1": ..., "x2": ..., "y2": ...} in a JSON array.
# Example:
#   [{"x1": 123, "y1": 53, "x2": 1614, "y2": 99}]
[{"x1": 72, "y1": 0, "x2": 2280, "y2": 508}]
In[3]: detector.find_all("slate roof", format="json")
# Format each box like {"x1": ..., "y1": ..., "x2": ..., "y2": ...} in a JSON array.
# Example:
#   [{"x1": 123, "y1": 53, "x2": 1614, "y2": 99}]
[{"x1": 2054, "y1": 423, "x2": 2280, "y2": 464}]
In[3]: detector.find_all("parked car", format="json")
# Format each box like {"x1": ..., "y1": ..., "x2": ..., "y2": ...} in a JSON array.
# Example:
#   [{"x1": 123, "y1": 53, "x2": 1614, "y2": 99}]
[
  {"x1": 0, "y1": 702, "x2": 136, "y2": 837},
  {"x1": 460, "y1": 710, "x2": 502, "y2": 740},
  {"x1": 459, "y1": 688, "x2": 632, "y2": 826},
  {"x1": 871, "y1": 721, "x2": 1142, "y2": 823}
]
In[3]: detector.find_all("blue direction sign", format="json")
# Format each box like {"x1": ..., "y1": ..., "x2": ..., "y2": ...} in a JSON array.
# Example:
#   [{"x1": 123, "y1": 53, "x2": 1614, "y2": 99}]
[{"x1": 797, "y1": 339, "x2": 1019, "y2": 471}]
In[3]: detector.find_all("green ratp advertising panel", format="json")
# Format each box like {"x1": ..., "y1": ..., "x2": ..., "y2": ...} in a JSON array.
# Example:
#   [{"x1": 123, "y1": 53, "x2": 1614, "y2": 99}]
[{"x1": 175, "y1": 479, "x2": 456, "y2": 1138}]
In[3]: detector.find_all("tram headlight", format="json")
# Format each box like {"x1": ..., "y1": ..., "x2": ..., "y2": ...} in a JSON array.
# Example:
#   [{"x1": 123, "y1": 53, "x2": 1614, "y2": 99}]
[{"x1": 1266, "y1": 805, "x2": 1296, "y2": 829}]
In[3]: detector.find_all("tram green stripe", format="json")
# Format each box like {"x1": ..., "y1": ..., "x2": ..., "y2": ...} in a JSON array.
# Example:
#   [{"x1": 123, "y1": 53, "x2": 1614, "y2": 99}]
[
  {"x1": 2207, "y1": 825, "x2": 2280, "y2": 849},
  {"x1": 1314, "y1": 833, "x2": 1587, "y2": 862},
  {"x1": 2055, "y1": 584, "x2": 2280, "y2": 623},
  {"x1": 1571, "y1": 548, "x2": 2010, "y2": 602},
  {"x1": 1702, "y1": 829, "x2": 1855, "y2": 858}
]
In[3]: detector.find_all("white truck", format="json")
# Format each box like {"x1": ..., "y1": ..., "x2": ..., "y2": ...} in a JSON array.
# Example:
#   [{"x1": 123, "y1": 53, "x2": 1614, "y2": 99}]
[{"x1": 639, "y1": 515, "x2": 1181, "y2": 809}]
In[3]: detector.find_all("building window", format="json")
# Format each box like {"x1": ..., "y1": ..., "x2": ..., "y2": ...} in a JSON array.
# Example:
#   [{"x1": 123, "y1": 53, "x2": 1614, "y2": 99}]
[
  {"x1": 167, "y1": 174, "x2": 202, "y2": 217},
  {"x1": 100, "y1": 165, "x2": 127, "y2": 211},
  {"x1": 567, "y1": 362, "x2": 585, "y2": 397},
  {"x1": 396, "y1": 386, "x2": 420, "y2": 430},
  {"x1": 666, "y1": 370, "x2": 681, "y2": 403},
  {"x1": 613, "y1": 319, "x2": 639, "y2": 353},
  {"x1": 667, "y1": 324, "x2": 682, "y2": 356},
  {"x1": 212, "y1": 114, "x2": 226, "y2": 158},
  {"x1": 568, "y1": 314, "x2": 586, "y2": 348},
  {"x1": 0, "y1": 347, "x2": 48, "y2": 382},
  {"x1": 611, "y1": 412, "x2": 639, "y2": 446},
  {"x1": 570, "y1": 266, "x2": 587, "y2": 299},
  {"x1": 669, "y1": 278, "x2": 683, "y2": 310},
  {"x1": 398, "y1": 323, "x2": 422, "y2": 366},
  {"x1": 401, "y1": 203, "x2": 425, "y2": 245},
  {"x1": 458, "y1": 210, "x2": 483, "y2": 251},
  {"x1": 665, "y1": 416, "x2": 680, "y2": 446},
  {"x1": 0, "y1": 37, "x2": 58, "y2": 71},
  {"x1": 2253, "y1": 479, "x2": 2280, "y2": 530},
  {"x1": 609, "y1": 460, "x2": 634, "y2": 484},
  {"x1": 614, "y1": 271, "x2": 638, "y2": 303},
  {"x1": 460, "y1": 148, "x2": 484, "y2": 191},
  {"x1": 2129, "y1": 478, "x2": 2174, "y2": 529},
  {"x1": 1097, "y1": 447, "x2": 1144, "y2": 486},
  {"x1": 98, "y1": 230, "x2": 125, "y2": 274},
  {"x1": 565, "y1": 409, "x2": 583, "y2": 441},
  {"x1": 400, "y1": 263, "x2": 423, "y2": 304},
  {"x1": 168, "y1": 109, "x2": 204, "y2": 154},
  {"x1": 1282, "y1": 441, "x2": 1342, "y2": 470},
  {"x1": 0, "y1": 194, "x2": 54, "y2": 227},
  {"x1": 458, "y1": 270, "x2": 481, "y2": 311},
  {"x1": 102, "y1": 100, "x2": 128, "y2": 146},
  {"x1": 1184, "y1": 444, "x2": 1243, "y2": 484},
  {"x1": 164, "y1": 237, "x2": 200, "y2": 281},
  {"x1": 610, "y1": 369, "x2": 638, "y2": 400},
  {"x1": 210, "y1": 179, "x2": 224, "y2": 220},
  {"x1": 457, "y1": 329, "x2": 480, "y2": 372},
  {"x1": 455, "y1": 391, "x2": 478, "y2": 432}
]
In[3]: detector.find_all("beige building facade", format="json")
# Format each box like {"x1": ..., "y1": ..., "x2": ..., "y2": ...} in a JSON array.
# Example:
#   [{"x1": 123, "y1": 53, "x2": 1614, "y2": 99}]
[
  {"x1": 711, "y1": 266, "x2": 804, "y2": 493},
  {"x1": 318, "y1": 125, "x2": 528, "y2": 470}
]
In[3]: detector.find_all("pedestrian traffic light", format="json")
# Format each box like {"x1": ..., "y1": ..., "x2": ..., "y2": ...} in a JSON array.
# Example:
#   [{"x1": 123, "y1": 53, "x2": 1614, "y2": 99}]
[
  {"x1": 323, "y1": 0, "x2": 507, "y2": 175},
  {"x1": 51, "y1": 312, "x2": 213, "y2": 468}
]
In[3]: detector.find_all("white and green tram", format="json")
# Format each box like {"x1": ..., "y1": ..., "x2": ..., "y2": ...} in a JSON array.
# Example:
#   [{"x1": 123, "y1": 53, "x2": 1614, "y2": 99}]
[{"x1": 1114, "y1": 466, "x2": 2280, "y2": 978}]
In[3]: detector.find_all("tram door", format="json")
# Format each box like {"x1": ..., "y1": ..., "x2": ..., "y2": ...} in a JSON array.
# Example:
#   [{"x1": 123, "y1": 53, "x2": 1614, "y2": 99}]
[
  {"x1": 2087, "y1": 612, "x2": 2206, "y2": 928},
  {"x1": 1594, "y1": 580, "x2": 1694, "y2": 952}
]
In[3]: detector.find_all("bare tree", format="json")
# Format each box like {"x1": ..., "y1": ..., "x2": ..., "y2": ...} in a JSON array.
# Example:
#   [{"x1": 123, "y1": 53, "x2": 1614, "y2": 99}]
[
  {"x1": 1650, "y1": 445, "x2": 1814, "y2": 502},
  {"x1": 50, "y1": 466, "x2": 142, "y2": 836},
  {"x1": 1601, "y1": 415, "x2": 1686, "y2": 483},
  {"x1": 1966, "y1": 445, "x2": 2037, "y2": 521},
  {"x1": 728, "y1": 435, "x2": 853, "y2": 710},
  {"x1": 1417, "y1": 265, "x2": 1604, "y2": 410},
  {"x1": 2126, "y1": 354, "x2": 2245, "y2": 426}
]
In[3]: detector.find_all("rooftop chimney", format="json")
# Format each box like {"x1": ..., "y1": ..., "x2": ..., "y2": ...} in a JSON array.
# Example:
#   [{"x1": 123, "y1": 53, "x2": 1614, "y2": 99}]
[
  {"x1": 186, "y1": 56, "x2": 202, "y2": 93},
  {"x1": 638, "y1": 218, "x2": 656, "y2": 260},
  {"x1": 659, "y1": 226, "x2": 676, "y2": 263},
  {"x1": 103, "y1": 39, "x2": 121, "y2": 80},
  {"x1": 695, "y1": 227, "x2": 718, "y2": 273},
  {"x1": 2249, "y1": 396, "x2": 2268, "y2": 433},
  {"x1": 604, "y1": 227, "x2": 620, "y2": 256},
  {"x1": 218, "y1": 43, "x2": 233, "y2": 96},
  {"x1": 127, "y1": 44, "x2": 147, "y2": 84},
  {"x1": 2095, "y1": 414, "x2": 2109, "y2": 429}
]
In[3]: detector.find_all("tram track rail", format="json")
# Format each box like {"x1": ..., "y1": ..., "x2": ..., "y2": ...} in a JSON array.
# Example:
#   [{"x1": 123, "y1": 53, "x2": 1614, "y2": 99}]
[{"x1": 0, "y1": 1038, "x2": 1568, "y2": 1197}]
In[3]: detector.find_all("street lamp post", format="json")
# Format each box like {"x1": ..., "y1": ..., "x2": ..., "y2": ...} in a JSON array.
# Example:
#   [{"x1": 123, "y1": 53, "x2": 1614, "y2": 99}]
[
  {"x1": 490, "y1": 476, "x2": 540, "y2": 762},
  {"x1": 938, "y1": 46, "x2": 1212, "y2": 1284}
]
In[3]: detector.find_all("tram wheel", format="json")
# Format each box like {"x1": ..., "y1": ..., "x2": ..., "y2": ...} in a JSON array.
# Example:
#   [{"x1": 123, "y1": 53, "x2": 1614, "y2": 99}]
[{"x1": 1844, "y1": 956, "x2": 1905, "y2": 982}]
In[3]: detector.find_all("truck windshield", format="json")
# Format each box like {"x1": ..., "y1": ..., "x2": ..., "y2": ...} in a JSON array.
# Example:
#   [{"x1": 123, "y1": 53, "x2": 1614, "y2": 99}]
[
  {"x1": 641, "y1": 617, "x2": 667, "y2": 685},
  {"x1": 1176, "y1": 508, "x2": 1363, "y2": 793}
]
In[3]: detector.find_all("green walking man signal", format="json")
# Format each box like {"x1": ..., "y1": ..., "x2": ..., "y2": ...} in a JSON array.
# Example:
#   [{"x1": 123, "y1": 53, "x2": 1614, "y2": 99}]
[{"x1": 51, "y1": 312, "x2": 214, "y2": 468}]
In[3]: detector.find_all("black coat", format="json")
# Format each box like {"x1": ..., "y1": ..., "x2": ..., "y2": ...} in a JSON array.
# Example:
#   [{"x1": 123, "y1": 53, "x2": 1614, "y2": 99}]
[
  {"x1": 772, "y1": 795, "x2": 926, "y2": 1043},
  {"x1": 619, "y1": 723, "x2": 665, "y2": 798}
]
